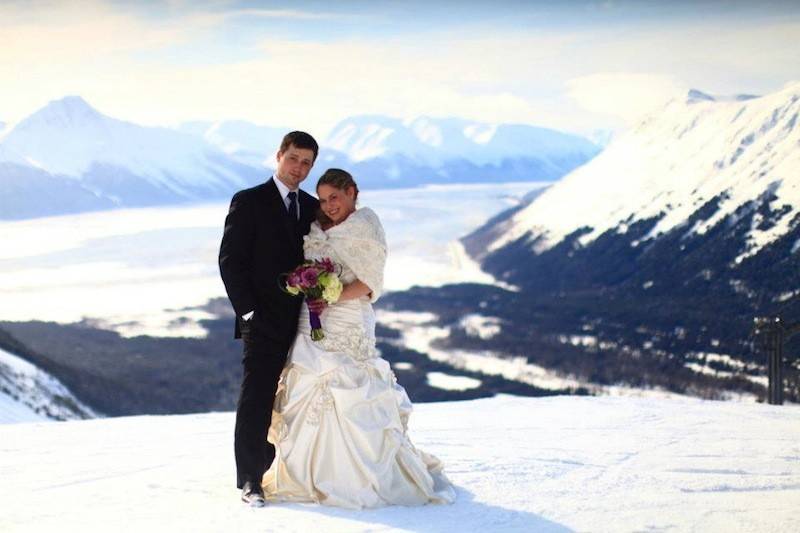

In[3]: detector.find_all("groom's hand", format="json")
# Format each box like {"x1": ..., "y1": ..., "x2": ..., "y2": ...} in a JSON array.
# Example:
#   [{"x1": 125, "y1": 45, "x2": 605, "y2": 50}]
[{"x1": 307, "y1": 298, "x2": 328, "y2": 315}]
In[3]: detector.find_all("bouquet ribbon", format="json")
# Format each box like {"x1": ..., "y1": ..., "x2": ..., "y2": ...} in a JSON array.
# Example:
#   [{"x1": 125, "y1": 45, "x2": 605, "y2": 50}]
[{"x1": 309, "y1": 309, "x2": 324, "y2": 341}]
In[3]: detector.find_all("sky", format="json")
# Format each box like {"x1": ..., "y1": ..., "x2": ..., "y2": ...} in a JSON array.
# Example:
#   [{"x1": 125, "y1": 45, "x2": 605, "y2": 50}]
[{"x1": 2, "y1": 0, "x2": 800, "y2": 139}]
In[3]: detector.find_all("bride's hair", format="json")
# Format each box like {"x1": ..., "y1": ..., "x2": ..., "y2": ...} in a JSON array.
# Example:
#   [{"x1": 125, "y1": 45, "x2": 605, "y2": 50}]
[{"x1": 316, "y1": 168, "x2": 359, "y2": 227}]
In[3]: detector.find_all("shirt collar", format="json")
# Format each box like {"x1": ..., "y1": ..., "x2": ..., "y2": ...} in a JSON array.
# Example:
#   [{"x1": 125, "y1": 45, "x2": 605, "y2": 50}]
[{"x1": 272, "y1": 175, "x2": 298, "y2": 200}]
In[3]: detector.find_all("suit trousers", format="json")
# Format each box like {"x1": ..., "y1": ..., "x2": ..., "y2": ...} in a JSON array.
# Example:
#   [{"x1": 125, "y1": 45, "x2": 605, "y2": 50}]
[{"x1": 234, "y1": 319, "x2": 288, "y2": 489}]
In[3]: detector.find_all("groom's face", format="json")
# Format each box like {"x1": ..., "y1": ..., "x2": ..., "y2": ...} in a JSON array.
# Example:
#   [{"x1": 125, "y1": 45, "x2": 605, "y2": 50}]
[{"x1": 275, "y1": 144, "x2": 315, "y2": 190}]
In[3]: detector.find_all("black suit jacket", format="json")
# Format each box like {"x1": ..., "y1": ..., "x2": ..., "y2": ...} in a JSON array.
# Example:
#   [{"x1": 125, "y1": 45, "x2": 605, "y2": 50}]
[{"x1": 219, "y1": 178, "x2": 319, "y2": 354}]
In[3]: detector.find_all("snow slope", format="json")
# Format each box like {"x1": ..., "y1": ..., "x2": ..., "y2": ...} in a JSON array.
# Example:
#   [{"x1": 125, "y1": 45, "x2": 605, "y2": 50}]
[
  {"x1": 1, "y1": 395, "x2": 797, "y2": 532},
  {"x1": 488, "y1": 82, "x2": 800, "y2": 258},
  {"x1": 0, "y1": 347, "x2": 98, "y2": 423}
]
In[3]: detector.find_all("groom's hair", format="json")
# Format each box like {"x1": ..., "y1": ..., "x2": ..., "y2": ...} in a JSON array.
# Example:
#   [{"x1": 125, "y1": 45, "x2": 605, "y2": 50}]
[{"x1": 279, "y1": 131, "x2": 319, "y2": 161}]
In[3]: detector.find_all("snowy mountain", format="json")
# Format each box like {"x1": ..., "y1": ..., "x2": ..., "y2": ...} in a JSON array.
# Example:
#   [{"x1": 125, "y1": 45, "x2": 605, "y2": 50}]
[
  {"x1": 588, "y1": 128, "x2": 615, "y2": 147},
  {"x1": 0, "y1": 346, "x2": 97, "y2": 423},
  {"x1": 379, "y1": 83, "x2": 800, "y2": 402},
  {"x1": 0, "y1": 162, "x2": 118, "y2": 219},
  {"x1": 0, "y1": 97, "x2": 263, "y2": 219},
  {"x1": 180, "y1": 114, "x2": 600, "y2": 190},
  {"x1": 327, "y1": 115, "x2": 598, "y2": 165},
  {"x1": 2, "y1": 395, "x2": 798, "y2": 532},
  {"x1": 480, "y1": 82, "x2": 799, "y2": 260},
  {"x1": 0, "y1": 98, "x2": 599, "y2": 219},
  {"x1": 179, "y1": 120, "x2": 288, "y2": 168},
  {"x1": 319, "y1": 115, "x2": 600, "y2": 188}
]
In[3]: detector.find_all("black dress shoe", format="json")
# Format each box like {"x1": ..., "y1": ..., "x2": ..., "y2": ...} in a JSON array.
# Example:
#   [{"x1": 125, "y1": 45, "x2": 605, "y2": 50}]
[{"x1": 241, "y1": 481, "x2": 266, "y2": 507}]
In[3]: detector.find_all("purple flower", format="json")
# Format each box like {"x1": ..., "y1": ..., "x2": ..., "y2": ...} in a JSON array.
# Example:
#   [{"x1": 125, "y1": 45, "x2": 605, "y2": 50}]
[
  {"x1": 287, "y1": 272, "x2": 302, "y2": 288},
  {"x1": 300, "y1": 268, "x2": 318, "y2": 288},
  {"x1": 319, "y1": 258, "x2": 335, "y2": 273}
]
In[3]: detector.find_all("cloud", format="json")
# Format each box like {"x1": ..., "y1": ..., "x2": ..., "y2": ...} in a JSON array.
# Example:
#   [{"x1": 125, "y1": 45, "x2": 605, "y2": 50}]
[
  {"x1": 0, "y1": 27, "x2": 578, "y2": 133},
  {"x1": 565, "y1": 20, "x2": 800, "y2": 92},
  {"x1": 0, "y1": 1, "x2": 208, "y2": 64},
  {"x1": 1, "y1": 1, "x2": 798, "y2": 138},
  {"x1": 226, "y1": 8, "x2": 351, "y2": 20},
  {"x1": 59, "y1": 42, "x2": 552, "y2": 136},
  {"x1": 566, "y1": 73, "x2": 687, "y2": 126}
]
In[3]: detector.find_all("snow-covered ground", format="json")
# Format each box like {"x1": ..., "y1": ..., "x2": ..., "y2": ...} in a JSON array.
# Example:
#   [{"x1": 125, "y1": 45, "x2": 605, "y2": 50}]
[
  {"x1": 0, "y1": 182, "x2": 541, "y2": 337},
  {"x1": 1, "y1": 395, "x2": 798, "y2": 532}
]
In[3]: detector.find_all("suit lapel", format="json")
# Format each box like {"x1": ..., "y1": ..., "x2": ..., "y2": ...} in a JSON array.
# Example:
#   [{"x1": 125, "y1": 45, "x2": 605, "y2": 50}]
[
  {"x1": 298, "y1": 191, "x2": 317, "y2": 234},
  {"x1": 262, "y1": 178, "x2": 302, "y2": 254}
]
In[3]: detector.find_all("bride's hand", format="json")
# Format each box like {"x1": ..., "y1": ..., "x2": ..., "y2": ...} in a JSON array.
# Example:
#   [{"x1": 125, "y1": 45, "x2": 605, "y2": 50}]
[
  {"x1": 338, "y1": 280, "x2": 372, "y2": 301},
  {"x1": 306, "y1": 298, "x2": 328, "y2": 315}
]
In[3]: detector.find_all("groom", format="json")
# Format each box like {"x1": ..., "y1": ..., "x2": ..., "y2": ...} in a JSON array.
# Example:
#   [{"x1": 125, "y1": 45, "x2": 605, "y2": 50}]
[{"x1": 218, "y1": 131, "x2": 320, "y2": 506}]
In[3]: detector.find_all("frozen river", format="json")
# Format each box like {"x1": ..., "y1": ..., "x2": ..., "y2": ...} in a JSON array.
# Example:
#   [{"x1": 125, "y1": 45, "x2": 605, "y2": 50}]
[{"x1": 0, "y1": 182, "x2": 546, "y2": 337}]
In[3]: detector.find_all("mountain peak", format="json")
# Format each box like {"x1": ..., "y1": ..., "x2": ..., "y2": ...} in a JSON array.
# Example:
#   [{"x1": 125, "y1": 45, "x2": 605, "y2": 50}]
[
  {"x1": 686, "y1": 89, "x2": 761, "y2": 105},
  {"x1": 55, "y1": 94, "x2": 92, "y2": 107},
  {"x1": 26, "y1": 95, "x2": 104, "y2": 128},
  {"x1": 778, "y1": 80, "x2": 800, "y2": 98},
  {"x1": 687, "y1": 89, "x2": 716, "y2": 103}
]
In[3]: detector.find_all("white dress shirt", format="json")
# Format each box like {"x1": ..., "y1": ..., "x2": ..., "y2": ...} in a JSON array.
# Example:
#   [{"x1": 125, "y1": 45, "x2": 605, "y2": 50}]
[{"x1": 273, "y1": 175, "x2": 300, "y2": 220}]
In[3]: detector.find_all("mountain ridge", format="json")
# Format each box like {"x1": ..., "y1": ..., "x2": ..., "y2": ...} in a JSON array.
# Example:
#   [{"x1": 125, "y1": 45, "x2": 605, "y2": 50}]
[
  {"x1": 0, "y1": 96, "x2": 264, "y2": 219},
  {"x1": 483, "y1": 83, "x2": 800, "y2": 260},
  {"x1": 0, "y1": 97, "x2": 599, "y2": 219},
  {"x1": 429, "y1": 82, "x2": 800, "y2": 402}
]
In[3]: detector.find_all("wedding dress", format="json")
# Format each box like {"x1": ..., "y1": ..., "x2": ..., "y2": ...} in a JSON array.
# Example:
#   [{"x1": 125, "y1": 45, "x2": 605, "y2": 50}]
[{"x1": 262, "y1": 207, "x2": 456, "y2": 509}]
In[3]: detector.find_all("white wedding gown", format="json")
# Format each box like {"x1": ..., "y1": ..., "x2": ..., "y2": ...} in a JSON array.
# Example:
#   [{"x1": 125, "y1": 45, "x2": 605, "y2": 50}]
[{"x1": 262, "y1": 207, "x2": 456, "y2": 509}]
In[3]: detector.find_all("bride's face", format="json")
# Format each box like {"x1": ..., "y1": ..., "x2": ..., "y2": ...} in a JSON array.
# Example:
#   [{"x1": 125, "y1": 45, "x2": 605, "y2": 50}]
[{"x1": 318, "y1": 184, "x2": 356, "y2": 225}]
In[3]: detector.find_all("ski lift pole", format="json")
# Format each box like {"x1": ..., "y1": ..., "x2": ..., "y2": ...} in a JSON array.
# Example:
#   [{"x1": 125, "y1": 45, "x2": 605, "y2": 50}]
[
  {"x1": 753, "y1": 316, "x2": 800, "y2": 404},
  {"x1": 754, "y1": 317, "x2": 784, "y2": 405}
]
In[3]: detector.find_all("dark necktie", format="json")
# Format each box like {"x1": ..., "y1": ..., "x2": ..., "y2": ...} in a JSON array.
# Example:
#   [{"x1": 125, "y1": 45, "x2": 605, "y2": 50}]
[{"x1": 287, "y1": 191, "x2": 298, "y2": 222}]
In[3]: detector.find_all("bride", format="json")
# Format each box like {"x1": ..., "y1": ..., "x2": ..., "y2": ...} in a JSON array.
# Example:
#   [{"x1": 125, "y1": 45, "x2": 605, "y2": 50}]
[{"x1": 262, "y1": 168, "x2": 456, "y2": 509}]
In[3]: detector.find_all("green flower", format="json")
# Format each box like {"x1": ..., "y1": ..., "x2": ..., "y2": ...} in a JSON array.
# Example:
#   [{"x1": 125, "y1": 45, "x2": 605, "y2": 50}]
[
  {"x1": 286, "y1": 285, "x2": 301, "y2": 296},
  {"x1": 321, "y1": 275, "x2": 343, "y2": 304}
]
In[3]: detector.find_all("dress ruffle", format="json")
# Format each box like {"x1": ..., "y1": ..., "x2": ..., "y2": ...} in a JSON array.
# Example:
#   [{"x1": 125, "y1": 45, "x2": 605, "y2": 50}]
[{"x1": 262, "y1": 210, "x2": 455, "y2": 508}]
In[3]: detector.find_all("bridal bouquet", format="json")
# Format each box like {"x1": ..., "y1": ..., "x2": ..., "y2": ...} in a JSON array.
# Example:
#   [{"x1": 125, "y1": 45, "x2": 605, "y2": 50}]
[{"x1": 283, "y1": 258, "x2": 343, "y2": 341}]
